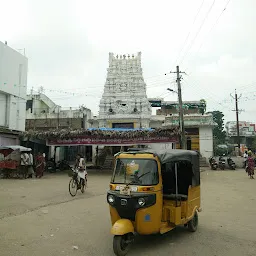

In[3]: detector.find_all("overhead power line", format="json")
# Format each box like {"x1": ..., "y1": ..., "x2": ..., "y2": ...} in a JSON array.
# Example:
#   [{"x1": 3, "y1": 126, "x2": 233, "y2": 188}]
[
  {"x1": 183, "y1": 0, "x2": 232, "y2": 70},
  {"x1": 172, "y1": 0, "x2": 206, "y2": 67},
  {"x1": 179, "y1": 0, "x2": 216, "y2": 65}
]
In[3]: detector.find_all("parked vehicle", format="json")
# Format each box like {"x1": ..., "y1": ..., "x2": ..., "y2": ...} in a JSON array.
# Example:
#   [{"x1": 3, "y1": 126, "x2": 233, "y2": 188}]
[
  {"x1": 0, "y1": 146, "x2": 32, "y2": 179},
  {"x1": 209, "y1": 157, "x2": 218, "y2": 170},
  {"x1": 45, "y1": 158, "x2": 56, "y2": 173},
  {"x1": 56, "y1": 159, "x2": 70, "y2": 171},
  {"x1": 45, "y1": 159, "x2": 70, "y2": 172},
  {"x1": 227, "y1": 157, "x2": 236, "y2": 170},
  {"x1": 107, "y1": 149, "x2": 201, "y2": 256},
  {"x1": 218, "y1": 156, "x2": 226, "y2": 170}
]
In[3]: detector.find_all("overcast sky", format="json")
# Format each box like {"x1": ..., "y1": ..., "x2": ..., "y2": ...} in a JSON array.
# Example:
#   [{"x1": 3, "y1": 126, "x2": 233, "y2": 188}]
[{"x1": 0, "y1": 0, "x2": 255, "y2": 123}]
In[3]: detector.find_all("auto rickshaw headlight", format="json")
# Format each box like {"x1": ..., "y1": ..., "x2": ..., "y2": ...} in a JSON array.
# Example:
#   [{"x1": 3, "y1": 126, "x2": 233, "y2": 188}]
[
  {"x1": 138, "y1": 198, "x2": 146, "y2": 207},
  {"x1": 107, "y1": 195, "x2": 115, "y2": 204}
]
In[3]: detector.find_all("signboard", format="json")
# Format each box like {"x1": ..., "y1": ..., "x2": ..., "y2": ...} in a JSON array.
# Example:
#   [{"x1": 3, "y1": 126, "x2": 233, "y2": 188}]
[
  {"x1": 47, "y1": 136, "x2": 178, "y2": 146},
  {"x1": 112, "y1": 123, "x2": 134, "y2": 129}
]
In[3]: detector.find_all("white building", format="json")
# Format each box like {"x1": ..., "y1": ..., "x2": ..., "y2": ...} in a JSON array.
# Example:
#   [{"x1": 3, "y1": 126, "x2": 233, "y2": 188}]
[
  {"x1": 91, "y1": 52, "x2": 214, "y2": 161},
  {"x1": 24, "y1": 93, "x2": 93, "y2": 162},
  {"x1": 149, "y1": 99, "x2": 214, "y2": 159},
  {"x1": 26, "y1": 93, "x2": 92, "y2": 129},
  {"x1": 97, "y1": 52, "x2": 152, "y2": 129},
  {"x1": 0, "y1": 41, "x2": 28, "y2": 145},
  {"x1": 226, "y1": 121, "x2": 256, "y2": 152}
]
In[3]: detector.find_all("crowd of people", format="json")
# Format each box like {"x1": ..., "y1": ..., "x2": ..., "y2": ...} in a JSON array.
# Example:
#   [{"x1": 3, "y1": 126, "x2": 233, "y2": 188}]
[
  {"x1": 20, "y1": 152, "x2": 87, "y2": 183},
  {"x1": 20, "y1": 151, "x2": 46, "y2": 179}
]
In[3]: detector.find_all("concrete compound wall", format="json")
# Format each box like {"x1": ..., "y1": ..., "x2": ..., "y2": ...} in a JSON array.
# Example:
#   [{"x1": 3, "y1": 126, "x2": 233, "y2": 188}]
[{"x1": 199, "y1": 126, "x2": 213, "y2": 159}]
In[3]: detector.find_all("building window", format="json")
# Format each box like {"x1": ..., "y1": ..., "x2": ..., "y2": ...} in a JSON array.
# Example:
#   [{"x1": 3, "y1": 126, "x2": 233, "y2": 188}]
[{"x1": 26, "y1": 100, "x2": 33, "y2": 113}]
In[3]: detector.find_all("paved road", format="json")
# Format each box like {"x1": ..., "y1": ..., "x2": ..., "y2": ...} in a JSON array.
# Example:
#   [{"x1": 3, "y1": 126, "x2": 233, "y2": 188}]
[{"x1": 0, "y1": 169, "x2": 256, "y2": 256}]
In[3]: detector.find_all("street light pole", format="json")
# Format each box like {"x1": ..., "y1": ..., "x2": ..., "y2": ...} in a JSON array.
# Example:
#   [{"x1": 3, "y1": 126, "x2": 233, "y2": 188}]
[
  {"x1": 231, "y1": 90, "x2": 242, "y2": 156},
  {"x1": 167, "y1": 66, "x2": 186, "y2": 149},
  {"x1": 176, "y1": 66, "x2": 186, "y2": 149}
]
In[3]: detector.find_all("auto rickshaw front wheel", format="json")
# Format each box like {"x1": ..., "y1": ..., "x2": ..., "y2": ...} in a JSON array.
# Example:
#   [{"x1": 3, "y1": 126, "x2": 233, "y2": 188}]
[
  {"x1": 187, "y1": 211, "x2": 198, "y2": 232},
  {"x1": 113, "y1": 234, "x2": 133, "y2": 256}
]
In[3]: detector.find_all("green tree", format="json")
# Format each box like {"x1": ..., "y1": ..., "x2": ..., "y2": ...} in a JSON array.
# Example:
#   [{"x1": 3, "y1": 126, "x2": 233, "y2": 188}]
[
  {"x1": 199, "y1": 99, "x2": 206, "y2": 115},
  {"x1": 209, "y1": 110, "x2": 226, "y2": 146}
]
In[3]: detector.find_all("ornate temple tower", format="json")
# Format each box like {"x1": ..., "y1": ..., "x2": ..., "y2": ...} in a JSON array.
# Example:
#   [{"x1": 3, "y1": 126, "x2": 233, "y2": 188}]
[{"x1": 98, "y1": 52, "x2": 152, "y2": 128}]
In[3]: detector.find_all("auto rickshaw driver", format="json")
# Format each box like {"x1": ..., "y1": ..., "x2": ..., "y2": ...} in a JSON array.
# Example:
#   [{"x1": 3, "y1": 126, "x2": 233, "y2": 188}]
[
  {"x1": 129, "y1": 162, "x2": 155, "y2": 186},
  {"x1": 107, "y1": 149, "x2": 201, "y2": 256}
]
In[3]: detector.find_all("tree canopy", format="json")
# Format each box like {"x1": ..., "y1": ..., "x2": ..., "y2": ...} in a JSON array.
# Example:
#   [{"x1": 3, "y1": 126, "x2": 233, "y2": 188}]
[{"x1": 209, "y1": 111, "x2": 226, "y2": 145}]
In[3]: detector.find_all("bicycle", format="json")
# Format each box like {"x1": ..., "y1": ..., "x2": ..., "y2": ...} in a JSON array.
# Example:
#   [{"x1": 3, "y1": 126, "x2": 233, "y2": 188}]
[{"x1": 68, "y1": 168, "x2": 87, "y2": 197}]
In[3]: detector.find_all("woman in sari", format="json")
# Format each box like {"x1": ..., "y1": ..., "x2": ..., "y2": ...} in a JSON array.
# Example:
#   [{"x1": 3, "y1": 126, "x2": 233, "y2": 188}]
[
  {"x1": 35, "y1": 152, "x2": 45, "y2": 178},
  {"x1": 246, "y1": 151, "x2": 254, "y2": 179}
]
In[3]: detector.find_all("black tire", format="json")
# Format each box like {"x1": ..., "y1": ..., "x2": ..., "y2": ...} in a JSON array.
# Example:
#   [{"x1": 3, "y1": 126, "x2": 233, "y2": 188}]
[
  {"x1": 113, "y1": 235, "x2": 131, "y2": 256},
  {"x1": 81, "y1": 177, "x2": 87, "y2": 193},
  {"x1": 69, "y1": 178, "x2": 78, "y2": 197},
  {"x1": 188, "y1": 211, "x2": 198, "y2": 232}
]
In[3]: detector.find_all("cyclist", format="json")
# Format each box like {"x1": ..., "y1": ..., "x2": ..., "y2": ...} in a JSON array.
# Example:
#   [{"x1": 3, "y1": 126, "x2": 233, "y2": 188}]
[{"x1": 75, "y1": 154, "x2": 87, "y2": 188}]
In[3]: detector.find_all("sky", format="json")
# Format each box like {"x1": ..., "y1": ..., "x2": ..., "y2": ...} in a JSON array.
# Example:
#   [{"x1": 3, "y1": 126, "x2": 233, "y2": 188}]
[{"x1": 0, "y1": 0, "x2": 255, "y2": 123}]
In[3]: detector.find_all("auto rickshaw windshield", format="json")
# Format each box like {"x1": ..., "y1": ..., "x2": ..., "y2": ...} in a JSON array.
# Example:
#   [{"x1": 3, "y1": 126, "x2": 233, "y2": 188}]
[{"x1": 112, "y1": 158, "x2": 159, "y2": 185}]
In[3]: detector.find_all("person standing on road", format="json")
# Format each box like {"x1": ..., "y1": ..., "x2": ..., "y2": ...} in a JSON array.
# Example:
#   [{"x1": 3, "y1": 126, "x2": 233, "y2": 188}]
[
  {"x1": 20, "y1": 151, "x2": 29, "y2": 178},
  {"x1": 246, "y1": 151, "x2": 254, "y2": 179},
  {"x1": 35, "y1": 152, "x2": 45, "y2": 178},
  {"x1": 27, "y1": 152, "x2": 34, "y2": 178}
]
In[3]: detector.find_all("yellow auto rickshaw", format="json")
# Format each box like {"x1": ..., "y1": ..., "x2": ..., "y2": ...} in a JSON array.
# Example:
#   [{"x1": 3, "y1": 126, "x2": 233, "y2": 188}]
[{"x1": 107, "y1": 149, "x2": 201, "y2": 256}]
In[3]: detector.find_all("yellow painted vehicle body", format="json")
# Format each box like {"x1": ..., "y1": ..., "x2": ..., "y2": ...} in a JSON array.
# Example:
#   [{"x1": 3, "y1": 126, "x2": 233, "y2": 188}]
[{"x1": 107, "y1": 149, "x2": 201, "y2": 256}]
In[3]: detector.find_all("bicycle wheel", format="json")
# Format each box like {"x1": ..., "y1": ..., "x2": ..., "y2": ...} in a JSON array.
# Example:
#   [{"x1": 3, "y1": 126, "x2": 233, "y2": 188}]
[
  {"x1": 81, "y1": 177, "x2": 87, "y2": 193},
  {"x1": 69, "y1": 178, "x2": 78, "y2": 197}
]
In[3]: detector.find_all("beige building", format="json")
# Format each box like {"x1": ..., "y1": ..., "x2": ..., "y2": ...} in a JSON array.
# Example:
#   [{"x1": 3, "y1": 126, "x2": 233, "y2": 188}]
[
  {"x1": 24, "y1": 93, "x2": 93, "y2": 162},
  {"x1": 148, "y1": 99, "x2": 215, "y2": 159}
]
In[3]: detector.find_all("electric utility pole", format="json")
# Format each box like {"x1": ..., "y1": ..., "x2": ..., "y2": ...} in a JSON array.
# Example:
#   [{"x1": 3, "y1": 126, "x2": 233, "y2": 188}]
[
  {"x1": 168, "y1": 66, "x2": 186, "y2": 149},
  {"x1": 231, "y1": 90, "x2": 242, "y2": 156}
]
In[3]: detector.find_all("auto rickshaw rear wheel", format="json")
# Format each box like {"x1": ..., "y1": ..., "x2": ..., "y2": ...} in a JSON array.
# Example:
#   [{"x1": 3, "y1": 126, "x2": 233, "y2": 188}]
[
  {"x1": 113, "y1": 234, "x2": 132, "y2": 256},
  {"x1": 187, "y1": 211, "x2": 198, "y2": 232}
]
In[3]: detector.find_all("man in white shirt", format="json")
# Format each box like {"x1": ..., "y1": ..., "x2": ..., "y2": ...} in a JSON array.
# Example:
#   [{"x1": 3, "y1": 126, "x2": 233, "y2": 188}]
[
  {"x1": 75, "y1": 154, "x2": 87, "y2": 191},
  {"x1": 27, "y1": 152, "x2": 34, "y2": 178},
  {"x1": 20, "y1": 152, "x2": 29, "y2": 178}
]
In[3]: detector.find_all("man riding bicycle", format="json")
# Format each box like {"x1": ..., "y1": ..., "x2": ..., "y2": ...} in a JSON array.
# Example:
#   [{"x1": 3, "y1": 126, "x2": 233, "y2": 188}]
[{"x1": 75, "y1": 154, "x2": 87, "y2": 189}]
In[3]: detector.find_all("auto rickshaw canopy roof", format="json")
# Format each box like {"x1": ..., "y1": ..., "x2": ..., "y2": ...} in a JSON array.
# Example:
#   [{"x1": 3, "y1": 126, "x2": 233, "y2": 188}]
[
  {"x1": 124, "y1": 149, "x2": 200, "y2": 185},
  {"x1": 127, "y1": 149, "x2": 198, "y2": 163}
]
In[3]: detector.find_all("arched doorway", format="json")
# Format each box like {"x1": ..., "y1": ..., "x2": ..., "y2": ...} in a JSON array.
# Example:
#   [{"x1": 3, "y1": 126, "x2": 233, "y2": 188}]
[{"x1": 187, "y1": 137, "x2": 192, "y2": 150}]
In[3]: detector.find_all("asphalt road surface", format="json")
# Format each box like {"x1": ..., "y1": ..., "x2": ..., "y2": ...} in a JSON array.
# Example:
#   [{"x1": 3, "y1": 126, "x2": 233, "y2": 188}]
[{"x1": 0, "y1": 169, "x2": 256, "y2": 256}]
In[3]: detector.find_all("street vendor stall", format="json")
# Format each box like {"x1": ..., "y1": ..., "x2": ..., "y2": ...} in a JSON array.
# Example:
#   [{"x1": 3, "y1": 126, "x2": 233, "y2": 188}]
[{"x1": 0, "y1": 146, "x2": 32, "y2": 179}]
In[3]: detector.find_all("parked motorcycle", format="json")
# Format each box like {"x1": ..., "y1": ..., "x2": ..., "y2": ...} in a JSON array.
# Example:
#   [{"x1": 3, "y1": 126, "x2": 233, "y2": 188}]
[
  {"x1": 209, "y1": 156, "x2": 218, "y2": 170},
  {"x1": 227, "y1": 157, "x2": 236, "y2": 170},
  {"x1": 56, "y1": 160, "x2": 70, "y2": 171},
  {"x1": 218, "y1": 156, "x2": 226, "y2": 170},
  {"x1": 45, "y1": 158, "x2": 56, "y2": 173}
]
